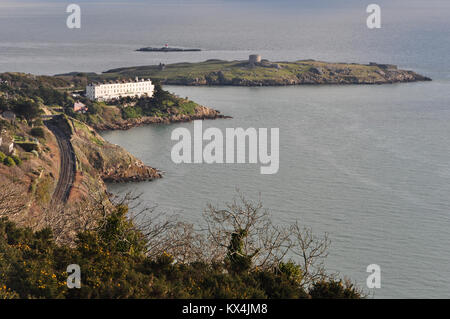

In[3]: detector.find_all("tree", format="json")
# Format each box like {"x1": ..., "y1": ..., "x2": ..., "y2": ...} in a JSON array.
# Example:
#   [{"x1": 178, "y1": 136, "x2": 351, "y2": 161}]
[
  {"x1": 203, "y1": 193, "x2": 292, "y2": 272},
  {"x1": 290, "y1": 222, "x2": 330, "y2": 289},
  {"x1": 13, "y1": 98, "x2": 41, "y2": 122},
  {"x1": 225, "y1": 228, "x2": 254, "y2": 273},
  {"x1": 30, "y1": 127, "x2": 45, "y2": 138},
  {"x1": 0, "y1": 96, "x2": 9, "y2": 112},
  {"x1": 97, "y1": 204, "x2": 147, "y2": 257}
]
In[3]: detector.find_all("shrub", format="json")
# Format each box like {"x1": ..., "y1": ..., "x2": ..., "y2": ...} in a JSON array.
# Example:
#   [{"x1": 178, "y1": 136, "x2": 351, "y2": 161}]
[
  {"x1": 179, "y1": 101, "x2": 196, "y2": 115},
  {"x1": 0, "y1": 151, "x2": 6, "y2": 162},
  {"x1": 35, "y1": 176, "x2": 53, "y2": 204},
  {"x1": 0, "y1": 193, "x2": 364, "y2": 299},
  {"x1": 87, "y1": 102, "x2": 103, "y2": 115},
  {"x1": 11, "y1": 155, "x2": 22, "y2": 166},
  {"x1": 121, "y1": 106, "x2": 143, "y2": 119},
  {"x1": 309, "y1": 279, "x2": 363, "y2": 299},
  {"x1": 15, "y1": 142, "x2": 39, "y2": 152},
  {"x1": 3, "y1": 156, "x2": 16, "y2": 167},
  {"x1": 33, "y1": 119, "x2": 44, "y2": 126},
  {"x1": 12, "y1": 98, "x2": 41, "y2": 121},
  {"x1": 30, "y1": 127, "x2": 45, "y2": 138}
]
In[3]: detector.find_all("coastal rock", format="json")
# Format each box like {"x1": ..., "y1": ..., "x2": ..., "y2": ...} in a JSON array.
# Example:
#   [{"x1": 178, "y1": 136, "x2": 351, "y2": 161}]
[
  {"x1": 102, "y1": 162, "x2": 161, "y2": 183},
  {"x1": 69, "y1": 119, "x2": 162, "y2": 185},
  {"x1": 92, "y1": 105, "x2": 230, "y2": 131}
]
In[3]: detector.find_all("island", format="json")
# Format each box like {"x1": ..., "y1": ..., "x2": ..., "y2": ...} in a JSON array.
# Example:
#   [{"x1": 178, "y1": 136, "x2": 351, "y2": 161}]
[
  {"x1": 136, "y1": 46, "x2": 201, "y2": 52},
  {"x1": 80, "y1": 55, "x2": 431, "y2": 86}
]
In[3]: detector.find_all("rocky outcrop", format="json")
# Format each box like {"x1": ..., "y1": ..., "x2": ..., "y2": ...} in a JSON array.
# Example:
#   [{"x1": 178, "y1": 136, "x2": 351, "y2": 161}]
[
  {"x1": 160, "y1": 67, "x2": 431, "y2": 86},
  {"x1": 101, "y1": 160, "x2": 161, "y2": 183},
  {"x1": 69, "y1": 119, "x2": 162, "y2": 184},
  {"x1": 92, "y1": 105, "x2": 230, "y2": 131}
]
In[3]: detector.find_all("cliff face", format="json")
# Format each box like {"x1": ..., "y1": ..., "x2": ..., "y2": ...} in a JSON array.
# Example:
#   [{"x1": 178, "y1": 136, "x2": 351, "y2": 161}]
[{"x1": 68, "y1": 117, "x2": 162, "y2": 183}]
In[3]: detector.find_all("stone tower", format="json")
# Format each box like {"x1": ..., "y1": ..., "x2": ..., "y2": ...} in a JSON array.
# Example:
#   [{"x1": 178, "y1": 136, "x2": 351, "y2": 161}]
[{"x1": 249, "y1": 54, "x2": 262, "y2": 66}]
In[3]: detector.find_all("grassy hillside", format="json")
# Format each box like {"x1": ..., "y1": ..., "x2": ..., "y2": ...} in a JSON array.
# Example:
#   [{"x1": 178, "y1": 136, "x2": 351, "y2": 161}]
[{"x1": 80, "y1": 59, "x2": 431, "y2": 86}]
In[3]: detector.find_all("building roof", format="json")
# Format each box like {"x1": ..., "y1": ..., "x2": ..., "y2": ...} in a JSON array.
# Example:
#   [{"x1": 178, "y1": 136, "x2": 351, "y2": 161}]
[
  {"x1": 1, "y1": 111, "x2": 16, "y2": 120},
  {"x1": 88, "y1": 77, "x2": 152, "y2": 86},
  {"x1": 73, "y1": 101, "x2": 87, "y2": 112}
]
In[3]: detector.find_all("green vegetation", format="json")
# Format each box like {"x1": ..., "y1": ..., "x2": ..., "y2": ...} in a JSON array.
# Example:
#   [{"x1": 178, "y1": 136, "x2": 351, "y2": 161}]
[
  {"x1": 34, "y1": 175, "x2": 53, "y2": 205},
  {"x1": 82, "y1": 59, "x2": 428, "y2": 86},
  {"x1": 92, "y1": 60, "x2": 297, "y2": 84},
  {"x1": 11, "y1": 155, "x2": 22, "y2": 166},
  {"x1": 10, "y1": 98, "x2": 41, "y2": 122},
  {"x1": 132, "y1": 82, "x2": 185, "y2": 116},
  {"x1": 3, "y1": 156, "x2": 15, "y2": 167},
  {"x1": 30, "y1": 127, "x2": 45, "y2": 138},
  {"x1": 13, "y1": 141, "x2": 39, "y2": 152},
  {"x1": 0, "y1": 72, "x2": 212, "y2": 132},
  {"x1": 0, "y1": 72, "x2": 82, "y2": 106},
  {"x1": 0, "y1": 194, "x2": 364, "y2": 299},
  {"x1": 121, "y1": 105, "x2": 143, "y2": 119},
  {"x1": 65, "y1": 83, "x2": 205, "y2": 128},
  {"x1": 0, "y1": 73, "x2": 75, "y2": 123},
  {"x1": 309, "y1": 280, "x2": 362, "y2": 299},
  {"x1": 178, "y1": 100, "x2": 197, "y2": 115},
  {"x1": 0, "y1": 151, "x2": 6, "y2": 162}
]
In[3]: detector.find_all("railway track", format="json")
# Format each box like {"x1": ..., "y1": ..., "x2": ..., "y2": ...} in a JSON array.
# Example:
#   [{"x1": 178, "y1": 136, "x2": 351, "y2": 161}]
[{"x1": 45, "y1": 120, "x2": 76, "y2": 206}]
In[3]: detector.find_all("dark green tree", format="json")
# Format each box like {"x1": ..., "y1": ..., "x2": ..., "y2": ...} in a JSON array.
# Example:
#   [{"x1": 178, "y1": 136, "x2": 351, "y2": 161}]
[{"x1": 13, "y1": 98, "x2": 41, "y2": 122}]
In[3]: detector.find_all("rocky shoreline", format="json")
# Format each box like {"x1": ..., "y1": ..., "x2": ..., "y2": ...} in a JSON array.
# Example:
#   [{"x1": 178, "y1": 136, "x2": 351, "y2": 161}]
[
  {"x1": 87, "y1": 105, "x2": 230, "y2": 183},
  {"x1": 93, "y1": 105, "x2": 230, "y2": 132},
  {"x1": 101, "y1": 160, "x2": 162, "y2": 183},
  {"x1": 66, "y1": 117, "x2": 163, "y2": 186},
  {"x1": 161, "y1": 68, "x2": 431, "y2": 86}
]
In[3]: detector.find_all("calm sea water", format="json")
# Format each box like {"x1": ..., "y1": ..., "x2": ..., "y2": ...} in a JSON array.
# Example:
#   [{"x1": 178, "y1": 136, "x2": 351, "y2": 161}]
[{"x1": 2, "y1": 0, "x2": 450, "y2": 298}]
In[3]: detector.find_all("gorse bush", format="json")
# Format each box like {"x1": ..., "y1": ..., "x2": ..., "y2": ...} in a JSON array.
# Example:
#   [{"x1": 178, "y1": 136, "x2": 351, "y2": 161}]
[
  {"x1": 11, "y1": 155, "x2": 22, "y2": 166},
  {"x1": 30, "y1": 127, "x2": 45, "y2": 138},
  {"x1": 121, "y1": 105, "x2": 143, "y2": 119},
  {"x1": 0, "y1": 194, "x2": 364, "y2": 299},
  {"x1": 3, "y1": 156, "x2": 15, "y2": 167},
  {"x1": 309, "y1": 280, "x2": 363, "y2": 299}
]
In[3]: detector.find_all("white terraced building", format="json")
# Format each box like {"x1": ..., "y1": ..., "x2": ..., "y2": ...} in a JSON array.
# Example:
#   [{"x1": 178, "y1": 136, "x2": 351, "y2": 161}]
[{"x1": 86, "y1": 77, "x2": 155, "y2": 101}]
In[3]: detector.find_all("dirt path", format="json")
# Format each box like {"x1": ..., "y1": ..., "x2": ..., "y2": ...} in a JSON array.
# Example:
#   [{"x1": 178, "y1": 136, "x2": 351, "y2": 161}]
[{"x1": 45, "y1": 121, "x2": 76, "y2": 205}]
